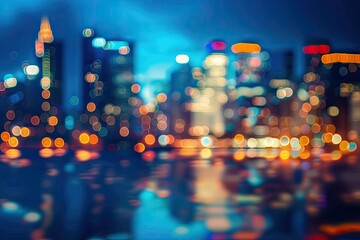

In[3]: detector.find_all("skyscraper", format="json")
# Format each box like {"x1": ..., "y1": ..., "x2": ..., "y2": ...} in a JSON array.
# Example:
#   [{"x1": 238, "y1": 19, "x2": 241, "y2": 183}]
[{"x1": 191, "y1": 41, "x2": 228, "y2": 137}]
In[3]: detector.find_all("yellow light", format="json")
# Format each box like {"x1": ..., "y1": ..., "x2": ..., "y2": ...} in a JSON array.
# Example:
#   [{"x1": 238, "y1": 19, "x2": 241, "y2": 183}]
[
  {"x1": 79, "y1": 133, "x2": 90, "y2": 144},
  {"x1": 8, "y1": 137, "x2": 19, "y2": 147},
  {"x1": 38, "y1": 17, "x2": 53, "y2": 43},
  {"x1": 233, "y1": 149, "x2": 246, "y2": 161},
  {"x1": 54, "y1": 138, "x2": 64, "y2": 148},
  {"x1": 339, "y1": 141, "x2": 349, "y2": 151},
  {"x1": 1, "y1": 131, "x2": 10, "y2": 142},
  {"x1": 20, "y1": 127, "x2": 31, "y2": 138},
  {"x1": 42, "y1": 137, "x2": 52, "y2": 148},
  {"x1": 279, "y1": 150, "x2": 290, "y2": 160},
  {"x1": 231, "y1": 43, "x2": 261, "y2": 53},
  {"x1": 5, "y1": 149, "x2": 21, "y2": 159},
  {"x1": 48, "y1": 116, "x2": 58, "y2": 126},
  {"x1": 134, "y1": 143, "x2": 145, "y2": 153},
  {"x1": 322, "y1": 133, "x2": 333, "y2": 143},
  {"x1": 144, "y1": 134, "x2": 156, "y2": 145},
  {"x1": 200, "y1": 149, "x2": 212, "y2": 159}
]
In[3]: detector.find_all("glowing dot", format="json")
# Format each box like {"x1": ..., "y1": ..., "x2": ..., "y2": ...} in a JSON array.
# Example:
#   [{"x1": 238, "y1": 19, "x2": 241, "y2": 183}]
[
  {"x1": 48, "y1": 116, "x2": 58, "y2": 126},
  {"x1": 131, "y1": 84, "x2": 141, "y2": 93},
  {"x1": 86, "y1": 102, "x2": 96, "y2": 112},
  {"x1": 24, "y1": 65, "x2": 39, "y2": 76},
  {"x1": 247, "y1": 138, "x2": 258, "y2": 148},
  {"x1": 175, "y1": 54, "x2": 189, "y2": 64},
  {"x1": 11, "y1": 126, "x2": 21, "y2": 136},
  {"x1": 280, "y1": 136, "x2": 290, "y2": 146},
  {"x1": 92, "y1": 37, "x2": 106, "y2": 48},
  {"x1": 1, "y1": 131, "x2": 10, "y2": 142},
  {"x1": 70, "y1": 96, "x2": 79, "y2": 106},
  {"x1": 328, "y1": 106, "x2": 339, "y2": 117},
  {"x1": 201, "y1": 136, "x2": 212, "y2": 147},
  {"x1": 144, "y1": 134, "x2": 156, "y2": 145},
  {"x1": 348, "y1": 142, "x2": 357, "y2": 152},
  {"x1": 40, "y1": 77, "x2": 51, "y2": 89},
  {"x1": 82, "y1": 28, "x2": 94, "y2": 37},
  {"x1": 8, "y1": 137, "x2": 18, "y2": 147},
  {"x1": 31, "y1": 116, "x2": 40, "y2": 126},
  {"x1": 332, "y1": 134, "x2": 342, "y2": 144},
  {"x1": 89, "y1": 134, "x2": 98, "y2": 145},
  {"x1": 24, "y1": 212, "x2": 41, "y2": 223},
  {"x1": 41, "y1": 90, "x2": 51, "y2": 99},
  {"x1": 20, "y1": 127, "x2": 30, "y2": 138},
  {"x1": 79, "y1": 133, "x2": 90, "y2": 144},
  {"x1": 339, "y1": 141, "x2": 349, "y2": 151},
  {"x1": 299, "y1": 136, "x2": 310, "y2": 146},
  {"x1": 54, "y1": 138, "x2": 64, "y2": 148},
  {"x1": 42, "y1": 137, "x2": 52, "y2": 148},
  {"x1": 156, "y1": 93, "x2": 167, "y2": 103},
  {"x1": 134, "y1": 143, "x2": 145, "y2": 153},
  {"x1": 119, "y1": 127, "x2": 129, "y2": 137},
  {"x1": 279, "y1": 150, "x2": 290, "y2": 160}
]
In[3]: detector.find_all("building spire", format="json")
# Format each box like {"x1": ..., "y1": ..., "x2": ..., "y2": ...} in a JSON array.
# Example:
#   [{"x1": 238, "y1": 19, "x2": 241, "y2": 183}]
[{"x1": 38, "y1": 17, "x2": 53, "y2": 43}]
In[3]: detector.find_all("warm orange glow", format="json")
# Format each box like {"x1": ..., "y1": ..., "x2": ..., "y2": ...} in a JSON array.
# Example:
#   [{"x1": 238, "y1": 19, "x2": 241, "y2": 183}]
[
  {"x1": 339, "y1": 141, "x2": 349, "y2": 151},
  {"x1": 1, "y1": 131, "x2": 10, "y2": 142},
  {"x1": 139, "y1": 105, "x2": 149, "y2": 115},
  {"x1": 75, "y1": 150, "x2": 92, "y2": 162},
  {"x1": 5, "y1": 149, "x2": 21, "y2": 159},
  {"x1": 89, "y1": 134, "x2": 98, "y2": 144},
  {"x1": 131, "y1": 84, "x2": 141, "y2": 93},
  {"x1": 20, "y1": 127, "x2": 31, "y2": 138},
  {"x1": 39, "y1": 148, "x2": 54, "y2": 158},
  {"x1": 231, "y1": 43, "x2": 261, "y2": 53},
  {"x1": 38, "y1": 17, "x2": 53, "y2": 43},
  {"x1": 233, "y1": 149, "x2": 246, "y2": 161},
  {"x1": 299, "y1": 136, "x2": 310, "y2": 146},
  {"x1": 42, "y1": 137, "x2": 52, "y2": 148},
  {"x1": 54, "y1": 138, "x2": 64, "y2": 148},
  {"x1": 86, "y1": 102, "x2": 96, "y2": 112},
  {"x1": 156, "y1": 93, "x2": 167, "y2": 103},
  {"x1": 41, "y1": 90, "x2": 51, "y2": 99},
  {"x1": 119, "y1": 127, "x2": 129, "y2": 137},
  {"x1": 48, "y1": 116, "x2": 58, "y2": 126},
  {"x1": 79, "y1": 133, "x2": 90, "y2": 144},
  {"x1": 8, "y1": 137, "x2": 19, "y2": 147},
  {"x1": 144, "y1": 134, "x2": 156, "y2": 145},
  {"x1": 134, "y1": 143, "x2": 146, "y2": 153},
  {"x1": 322, "y1": 53, "x2": 360, "y2": 64}
]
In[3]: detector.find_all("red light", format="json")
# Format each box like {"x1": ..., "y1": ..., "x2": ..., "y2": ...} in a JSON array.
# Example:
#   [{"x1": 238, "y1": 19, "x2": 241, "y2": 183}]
[
  {"x1": 318, "y1": 44, "x2": 330, "y2": 54},
  {"x1": 303, "y1": 44, "x2": 330, "y2": 55},
  {"x1": 303, "y1": 45, "x2": 318, "y2": 54},
  {"x1": 211, "y1": 41, "x2": 226, "y2": 51}
]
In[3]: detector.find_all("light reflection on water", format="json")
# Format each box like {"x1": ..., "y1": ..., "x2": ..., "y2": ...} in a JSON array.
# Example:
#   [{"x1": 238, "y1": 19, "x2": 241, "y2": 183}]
[{"x1": 0, "y1": 148, "x2": 359, "y2": 239}]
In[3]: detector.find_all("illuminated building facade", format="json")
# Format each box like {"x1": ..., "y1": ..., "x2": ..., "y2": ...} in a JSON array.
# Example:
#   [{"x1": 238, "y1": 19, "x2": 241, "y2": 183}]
[
  {"x1": 231, "y1": 42, "x2": 270, "y2": 137},
  {"x1": 82, "y1": 29, "x2": 141, "y2": 147},
  {"x1": 191, "y1": 41, "x2": 228, "y2": 137},
  {"x1": 322, "y1": 52, "x2": 360, "y2": 136}
]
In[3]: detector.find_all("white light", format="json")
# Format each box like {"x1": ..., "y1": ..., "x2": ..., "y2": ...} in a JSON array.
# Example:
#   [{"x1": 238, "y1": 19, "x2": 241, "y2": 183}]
[
  {"x1": 176, "y1": 54, "x2": 189, "y2": 64},
  {"x1": 4, "y1": 77, "x2": 17, "y2": 88},
  {"x1": 24, "y1": 65, "x2": 39, "y2": 76}
]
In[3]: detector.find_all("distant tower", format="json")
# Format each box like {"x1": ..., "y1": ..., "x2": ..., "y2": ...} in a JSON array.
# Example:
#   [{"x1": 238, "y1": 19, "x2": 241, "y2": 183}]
[{"x1": 36, "y1": 17, "x2": 64, "y2": 138}]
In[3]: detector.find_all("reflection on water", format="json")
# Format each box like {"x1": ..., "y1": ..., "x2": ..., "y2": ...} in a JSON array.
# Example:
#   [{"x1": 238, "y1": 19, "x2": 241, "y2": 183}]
[{"x1": 0, "y1": 148, "x2": 360, "y2": 239}]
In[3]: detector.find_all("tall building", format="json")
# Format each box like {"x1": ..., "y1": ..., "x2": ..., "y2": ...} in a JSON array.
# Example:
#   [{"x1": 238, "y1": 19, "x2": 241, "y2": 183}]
[
  {"x1": 191, "y1": 41, "x2": 228, "y2": 137},
  {"x1": 231, "y1": 42, "x2": 270, "y2": 137},
  {"x1": 81, "y1": 29, "x2": 141, "y2": 147},
  {"x1": 36, "y1": 17, "x2": 64, "y2": 139},
  {"x1": 169, "y1": 57, "x2": 194, "y2": 138}
]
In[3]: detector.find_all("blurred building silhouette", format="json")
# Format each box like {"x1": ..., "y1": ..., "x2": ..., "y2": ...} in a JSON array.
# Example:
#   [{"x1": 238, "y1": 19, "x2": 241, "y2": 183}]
[
  {"x1": 169, "y1": 61, "x2": 194, "y2": 138},
  {"x1": 191, "y1": 41, "x2": 228, "y2": 137},
  {"x1": 81, "y1": 29, "x2": 141, "y2": 147},
  {"x1": 231, "y1": 42, "x2": 270, "y2": 137}
]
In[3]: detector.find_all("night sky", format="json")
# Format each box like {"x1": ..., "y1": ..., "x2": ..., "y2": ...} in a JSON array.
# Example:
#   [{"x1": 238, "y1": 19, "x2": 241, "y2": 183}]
[{"x1": 1, "y1": 0, "x2": 360, "y2": 110}]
